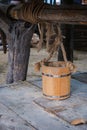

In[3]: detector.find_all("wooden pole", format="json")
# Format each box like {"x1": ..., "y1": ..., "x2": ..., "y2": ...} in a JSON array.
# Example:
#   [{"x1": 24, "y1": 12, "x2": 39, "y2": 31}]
[{"x1": 9, "y1": 2, "x2": 87, "y2": 25}]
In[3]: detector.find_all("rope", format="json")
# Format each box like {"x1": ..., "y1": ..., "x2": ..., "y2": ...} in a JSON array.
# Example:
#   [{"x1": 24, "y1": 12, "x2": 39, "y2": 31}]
[
  {"x1": 9, "y1": 0, "x2": 76, "y2": 73},
  {"x1": 10, "y1": 0, "x2": 45, "y2": 24},
  {"x1": 34, "y1": 23, "x2": 76, "y2": 73}
]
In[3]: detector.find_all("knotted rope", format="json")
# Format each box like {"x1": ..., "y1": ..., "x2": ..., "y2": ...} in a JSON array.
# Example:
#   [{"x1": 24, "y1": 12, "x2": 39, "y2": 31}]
[
  {"x1": 9, "y1": 0, "x2": 76, "y2": 73},
  {"x1": 35, "y1": 24, "x2": 76, "y2": 73},
  {"x1": 10, "y1": 0, "x2": 45, "y2": 24}
]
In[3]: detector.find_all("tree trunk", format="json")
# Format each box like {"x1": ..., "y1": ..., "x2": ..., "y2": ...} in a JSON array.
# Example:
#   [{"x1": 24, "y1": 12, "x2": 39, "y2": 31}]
[{"x1": 6, "y1": 21, "x2": 35, "y2": 83}]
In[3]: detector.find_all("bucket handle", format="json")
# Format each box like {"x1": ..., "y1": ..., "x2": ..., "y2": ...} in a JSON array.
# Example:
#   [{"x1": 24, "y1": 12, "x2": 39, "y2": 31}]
[
  {"x1": 34, "y1": 41, "x2": 76, "y2": 73},
  {"x1": 59, "y1": 42, "x2": 77, "y2": 73}
]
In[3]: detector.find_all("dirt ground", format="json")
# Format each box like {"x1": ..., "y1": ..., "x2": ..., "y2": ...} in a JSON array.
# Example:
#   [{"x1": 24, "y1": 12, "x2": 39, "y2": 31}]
[{"x1": 0, "y1": 48, "x2": 87, "y2": 84}]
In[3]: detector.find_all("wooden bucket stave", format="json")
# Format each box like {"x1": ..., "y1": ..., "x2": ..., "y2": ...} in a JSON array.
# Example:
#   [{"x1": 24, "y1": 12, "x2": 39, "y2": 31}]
[{"x1": 42, "y1": 61, "x2": 71, "y2": 100}]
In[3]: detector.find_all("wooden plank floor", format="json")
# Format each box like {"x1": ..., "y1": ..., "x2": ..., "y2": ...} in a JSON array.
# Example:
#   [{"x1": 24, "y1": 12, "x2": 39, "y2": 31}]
[
  {"x1": 34, "y1": 95, "x2": 87, "y2": 125},
  {"x1": 72, "y1": 72, "x2": 87, "y2": 83},
  {"x1": 33, "y1": 78, "x2": 87, "y2": 129},
  {"x1": 30, "y1": 74, "x2": 87, "y2": 127},
  {"x1": 0, "y1": 78, "x2": 87, "y2": 130}
]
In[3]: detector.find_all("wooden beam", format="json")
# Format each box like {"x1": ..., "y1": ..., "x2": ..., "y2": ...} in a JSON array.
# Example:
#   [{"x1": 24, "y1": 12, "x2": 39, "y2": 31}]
[
  {"x1": 38, "y1": 5, "x2": 87, "y2": 25},
  {"x1": 9, "y1": 1, "x2": 87, "y2": 25}
]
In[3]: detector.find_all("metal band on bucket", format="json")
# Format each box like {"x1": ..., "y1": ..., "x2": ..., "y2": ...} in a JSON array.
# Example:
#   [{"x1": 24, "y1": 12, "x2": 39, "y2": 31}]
[
  {"x1": 42, "y1": 72, "x2": 71, "y2": 78},
  {"x1": 43, "y1": 93, "x2": 70, "y2": 100}
]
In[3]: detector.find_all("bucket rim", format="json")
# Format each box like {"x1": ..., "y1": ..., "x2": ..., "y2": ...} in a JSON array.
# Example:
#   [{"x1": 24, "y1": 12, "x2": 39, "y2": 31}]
[{"x1": 42, "y1": 61, "x2": 69, "y2": 68}]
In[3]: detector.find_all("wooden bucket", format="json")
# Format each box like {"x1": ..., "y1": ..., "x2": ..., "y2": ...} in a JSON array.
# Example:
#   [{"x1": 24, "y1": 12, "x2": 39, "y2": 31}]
[{"x1": 42, "y1": 61, "x2": 71, "y2": 100}]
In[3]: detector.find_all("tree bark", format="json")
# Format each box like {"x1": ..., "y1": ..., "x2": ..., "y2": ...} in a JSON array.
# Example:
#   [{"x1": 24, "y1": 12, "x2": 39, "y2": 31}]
[
  {"x1": 6, "y1": 21, "x2": 35, "y2": 83},
  {"x1": 0, "y1": 4, "x2": 36, "y2": 84}
]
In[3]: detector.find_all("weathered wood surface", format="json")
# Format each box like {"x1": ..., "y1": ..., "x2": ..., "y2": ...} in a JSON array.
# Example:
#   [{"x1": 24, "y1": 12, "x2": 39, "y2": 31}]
[
  {"x1": 0, "y1": 3, "x2": 35, "y2": 83},
  {"x1": 0, "y1": 79, "x2": 86, "y2": 130},
  {"x1": 73, "y1": 25, "x2": 87, "y2": 50},
  {"x1": 6, "y1": 22, "x2": 35, "y2": 83},
  {"x1": 39, "y1": 5, "x2": 87, "y2": 25},
  {"x1": 34, "y1": 96, "x2": 87, "y2": 123},
  {"x1": 72, "y1": 72, "x2": 87, "y2": 83},
  {"x1": 9, "y1": 2, "x2": 87, "y2": 25},
  {"x1": 0, "y1": 2, "x2": 87, "y2": 25},
  {"x1": 34, "y1": 79, "x2": 87, "y2": 128},
  {"x1": 0, "y1": 102, "x2": 35, "y2": 130}
]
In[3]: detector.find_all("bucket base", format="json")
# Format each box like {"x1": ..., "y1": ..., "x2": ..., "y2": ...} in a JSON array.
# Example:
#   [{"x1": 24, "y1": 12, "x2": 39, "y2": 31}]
[{"x1": 43, "y1": 93, "x2": 70, "y2": 100}]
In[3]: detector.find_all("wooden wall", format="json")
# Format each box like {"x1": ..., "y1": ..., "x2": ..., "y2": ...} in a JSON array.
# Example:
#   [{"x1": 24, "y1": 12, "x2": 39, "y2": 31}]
[{"x1": 73, "y1": 25, "x2": 87, "y2": 50}]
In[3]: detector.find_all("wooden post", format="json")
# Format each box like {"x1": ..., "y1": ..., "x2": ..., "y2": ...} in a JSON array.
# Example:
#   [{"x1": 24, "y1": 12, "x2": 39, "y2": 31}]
[
  {"x1": 58, "y1": 24, "x2": 74, "y2": 62},
  {"x1": 6, "y1": 21, "x2": 35, "y2": 83},
  {"x1": 58, "y1": 1, "x2": 75, "y2": 62}
]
